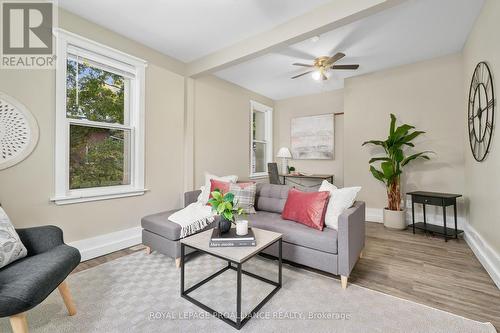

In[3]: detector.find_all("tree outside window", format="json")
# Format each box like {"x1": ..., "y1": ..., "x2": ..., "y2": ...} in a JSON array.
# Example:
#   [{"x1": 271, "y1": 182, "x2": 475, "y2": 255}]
[{"x1": 66, "y1": 59, "x2": 131, "y2": 189}]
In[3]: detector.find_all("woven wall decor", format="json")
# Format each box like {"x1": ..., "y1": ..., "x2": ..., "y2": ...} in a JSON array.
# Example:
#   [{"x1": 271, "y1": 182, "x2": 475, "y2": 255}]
[{"x1": 0, "y1": 92, "x2": 39, "y2": 170}]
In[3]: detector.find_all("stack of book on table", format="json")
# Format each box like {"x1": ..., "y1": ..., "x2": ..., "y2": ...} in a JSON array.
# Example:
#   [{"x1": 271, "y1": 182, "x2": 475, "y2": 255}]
[{"x1": 209, "y1": 228, "x2": 256, "y2": 247}]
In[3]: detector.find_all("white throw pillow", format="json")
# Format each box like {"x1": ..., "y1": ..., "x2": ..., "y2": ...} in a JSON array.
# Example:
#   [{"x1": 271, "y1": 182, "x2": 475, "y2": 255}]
[
  {"x1": 319, "y1": 180, "x2": 361, "y2": 230},
  {"x1": 198, "y1": 172, "x2": 238, "y2": 204},
  {"x1": 0, "y1": 207, "x2": 27, "y2": 269}
]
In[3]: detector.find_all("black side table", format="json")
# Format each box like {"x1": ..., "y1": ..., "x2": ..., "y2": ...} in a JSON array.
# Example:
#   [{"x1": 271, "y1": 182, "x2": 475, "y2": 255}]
[{"x1": 407, "y1": 191, "x2": 463, "y2": 242}]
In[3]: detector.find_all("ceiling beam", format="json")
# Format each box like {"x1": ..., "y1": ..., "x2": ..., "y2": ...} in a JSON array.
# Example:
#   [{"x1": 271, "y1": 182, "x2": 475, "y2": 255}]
[{"x1": 186, "y1": 0, "x2": 407, "y2": 77}]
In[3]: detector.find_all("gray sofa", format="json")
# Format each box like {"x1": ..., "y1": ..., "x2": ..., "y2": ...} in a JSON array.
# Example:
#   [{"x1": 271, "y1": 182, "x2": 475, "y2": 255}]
[{"x1": 141, "y1": 183, "x2": 365, "y2": 288}]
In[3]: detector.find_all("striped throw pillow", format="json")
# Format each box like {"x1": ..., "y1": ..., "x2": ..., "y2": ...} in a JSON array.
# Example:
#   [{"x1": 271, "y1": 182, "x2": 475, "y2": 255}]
[{"x1": 230, "y1": 182, "x2": 257, "y2": 214}]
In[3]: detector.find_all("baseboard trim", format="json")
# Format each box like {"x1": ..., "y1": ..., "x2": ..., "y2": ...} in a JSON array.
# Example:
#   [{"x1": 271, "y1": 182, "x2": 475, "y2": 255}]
[
  {"x1": 464, "y1": 223, "x2": 500, "y2": 290},
  {"x1": 69, "y1": 226, "x2": 142, "y2": 262},
  {"x1": 364, "y1": 207, "x2": 466, "y2": 229},
  {"x1": 366, "y1": 208, "x2": 383, "y2": 223}
]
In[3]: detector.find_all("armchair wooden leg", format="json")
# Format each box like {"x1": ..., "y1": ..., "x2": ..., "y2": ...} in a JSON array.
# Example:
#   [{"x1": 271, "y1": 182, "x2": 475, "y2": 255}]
[
  {"x1": 341, "y1": 275, "x2": 348, "y2": 289},
  {"x1": 58, "y1": 280, "x2": 77, "y2": 316},
  {"x1": 9, "y1": 313, "x2": 28, "y2": 333},
  {"x1": 175, "y1": 258, "x2": 181, "y2": 268},
  {"x1": 145, "y1": 246, "x2": 152, "y2": 254}
]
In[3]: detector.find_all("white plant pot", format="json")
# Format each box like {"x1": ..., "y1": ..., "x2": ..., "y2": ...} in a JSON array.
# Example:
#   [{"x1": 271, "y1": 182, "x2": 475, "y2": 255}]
[{"x1": 383, "y1": 208, "x2": 407, "y2": 230}]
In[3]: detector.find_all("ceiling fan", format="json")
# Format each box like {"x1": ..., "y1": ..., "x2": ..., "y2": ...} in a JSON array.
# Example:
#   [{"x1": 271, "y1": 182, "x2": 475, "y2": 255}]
[{"x1": 291, "y1": 52, "x2": 359, "y2": 80}]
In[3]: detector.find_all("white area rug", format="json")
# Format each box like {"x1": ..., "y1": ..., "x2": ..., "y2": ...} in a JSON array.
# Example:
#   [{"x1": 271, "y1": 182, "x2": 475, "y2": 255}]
[{"x1": 0, "y1": 251, "x2": 496, "y2": 333}]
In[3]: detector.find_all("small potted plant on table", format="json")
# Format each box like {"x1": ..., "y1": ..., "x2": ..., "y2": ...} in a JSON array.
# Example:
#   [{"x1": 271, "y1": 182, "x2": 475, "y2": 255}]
[
  {"x1": 208, "y1": 190, "x2": 244, "y2": 233},
  {"x1": 362, "y1": 114, "x2": 432, "y2": 230}
]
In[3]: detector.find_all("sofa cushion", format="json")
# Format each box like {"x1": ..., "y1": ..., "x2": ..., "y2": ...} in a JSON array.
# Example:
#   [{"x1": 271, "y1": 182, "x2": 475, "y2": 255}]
[
  {"x1": 141, "y1": 209, "x2": 217, "y2": 241},
  {"x1": 0, "y1": 244, "x2": 81, "y2": 317},
  {"x1": 141, "y1": 209, "x2": 183, "y2": 241},
  {"x1": 255, "y1": 183, "x2": 290, "y2": 214},
  {"x1": 319, "y1": 180, "x2": 362, "y2": 230},
  {"x1": 230, "y1": 182, "x2": 257, "y2": 214},
  {"x1": 199, "y1": 173, "x2": 238, "y2": 204},
  {"x1": 247, "y1": 211, "x2": 338, "y2": 254},
  {"x1": 0, "y1": 207, "x2": 27, "y2": 269},
  {"x1": 209, "y1": 179, "x2": 231, "y2": 198},
  {"x1": 281, "y1": 188, "x2": 330, "y2": 231}
]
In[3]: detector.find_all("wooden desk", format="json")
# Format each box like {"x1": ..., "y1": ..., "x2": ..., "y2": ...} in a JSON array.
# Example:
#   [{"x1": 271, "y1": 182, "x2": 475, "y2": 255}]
[
  {"x1": 407, "y1": 191, "x2": 463, "y2": 242},
  {"x1": 279, "y1": 174, "x2": 334, "y2": 188}
]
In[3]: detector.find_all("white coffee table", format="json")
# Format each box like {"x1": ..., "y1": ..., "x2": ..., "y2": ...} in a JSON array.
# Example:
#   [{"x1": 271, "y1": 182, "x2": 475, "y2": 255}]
[{"x1": 180, "y1": 227, "x2": 282, "y2": 330}]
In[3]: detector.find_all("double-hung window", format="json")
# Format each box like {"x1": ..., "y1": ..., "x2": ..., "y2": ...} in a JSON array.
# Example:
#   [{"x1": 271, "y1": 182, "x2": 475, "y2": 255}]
[
  {"x1": 53, "y1": 30, "x2": 147, "y2": 204},
  {"x1": 250, "y1": 100, "x2": 273, "y2": 178}
]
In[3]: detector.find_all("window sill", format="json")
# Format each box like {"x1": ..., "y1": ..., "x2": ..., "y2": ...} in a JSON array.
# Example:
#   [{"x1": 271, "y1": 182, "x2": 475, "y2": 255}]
[
  {"x1": 249, "y1": 173, "x2": 268, "y2": 180},
  {"x1": 51, "y1": 188, "x2": 148, "y2": 205}
]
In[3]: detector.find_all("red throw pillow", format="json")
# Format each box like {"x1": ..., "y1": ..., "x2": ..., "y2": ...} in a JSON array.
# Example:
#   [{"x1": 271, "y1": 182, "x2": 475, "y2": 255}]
[
  {"x1": 281, "y1": 188, "x2": 330, "y2": 231},
  {"x1": 208, "y1": 179, "x2": 231, "y2": 205}
]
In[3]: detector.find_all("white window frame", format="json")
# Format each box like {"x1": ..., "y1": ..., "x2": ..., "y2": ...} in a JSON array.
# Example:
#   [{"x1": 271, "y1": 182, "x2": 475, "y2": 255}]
[
  {"x1": 52, "y1": 29, "x2": 147, "y2": 205},
  {"x1": 249, "y1": 100, "x2": 273, "y2": 178}
]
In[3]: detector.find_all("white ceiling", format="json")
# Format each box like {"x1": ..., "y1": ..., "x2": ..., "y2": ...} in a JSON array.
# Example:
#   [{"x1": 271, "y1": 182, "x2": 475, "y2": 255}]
[
  {"x1": 58, "y1": 0, "x2": 331, "y2": 62},
  {"x1": 215, "y1": 0, "x2": 485, "y2": 100}
]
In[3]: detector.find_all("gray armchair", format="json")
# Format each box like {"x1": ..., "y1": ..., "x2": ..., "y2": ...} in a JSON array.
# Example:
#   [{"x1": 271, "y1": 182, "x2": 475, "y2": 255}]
[{"x1": 0, "y1": 226, "x2": 81, "y2": 333}]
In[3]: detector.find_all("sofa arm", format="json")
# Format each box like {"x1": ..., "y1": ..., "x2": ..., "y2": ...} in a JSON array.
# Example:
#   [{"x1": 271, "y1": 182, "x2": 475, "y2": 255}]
[
  {"x1": 338, "y1": 201, "x2": 365, "y2": 277},
  {"x1": 16, "y1": 225, "x2": 64, "y2": 256},
  {"x1": 184, "y1": 190, "x2": 202, "y2": 207}
]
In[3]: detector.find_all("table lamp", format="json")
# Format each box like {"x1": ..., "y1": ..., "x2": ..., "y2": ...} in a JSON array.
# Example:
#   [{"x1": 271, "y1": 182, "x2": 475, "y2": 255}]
[{"x1": 276, "y1": 147, "x2": 292, "y2": 174}]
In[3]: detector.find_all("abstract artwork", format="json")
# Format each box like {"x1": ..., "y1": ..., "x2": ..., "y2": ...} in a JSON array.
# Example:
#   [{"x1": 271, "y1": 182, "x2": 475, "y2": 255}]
[{"x1": 291, "y1": 114, "x2": 334, "y2": 160}]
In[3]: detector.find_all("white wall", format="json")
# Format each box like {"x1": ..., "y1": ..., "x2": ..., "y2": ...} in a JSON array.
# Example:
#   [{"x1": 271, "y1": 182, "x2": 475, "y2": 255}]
[
  {"x1": 462, "y1": 0, "x2": 500, "y2": 286},
  {"x1": 274, "y1": 90, "x2": 344, "y2": 186},
  {"x1": 192, "y1": 76, "x2": 274, "y2": 188},
  {"x1": 344, "y1": 54, "x2": 465, "y2": 225}
]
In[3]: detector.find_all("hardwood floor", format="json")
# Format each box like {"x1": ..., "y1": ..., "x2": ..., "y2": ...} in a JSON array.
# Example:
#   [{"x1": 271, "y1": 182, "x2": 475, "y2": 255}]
[
  {"x1": 73, "y1": 222, "x2": 500, "y2": 329},
  {"x1": 72, "y1": 244, "x2": 146, "y2": 274},
  {"x1": 351, "y1": 223, "x2": 500, "y2": 329}
]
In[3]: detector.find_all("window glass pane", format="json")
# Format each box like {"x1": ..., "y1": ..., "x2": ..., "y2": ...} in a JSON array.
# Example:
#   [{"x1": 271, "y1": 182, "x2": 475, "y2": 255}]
[
  {"x1": 66, "y1": 59, "x2": 127, "y2": 125},
  {"x1": 252, "y1": 142, "x2": 266, "y2": 174},
  {"x1": 253, "y1": 110, "x2": 266, "y2": 141},
  {"x1": 69, "y1": 125, "x2": 131, "y2": 189}
]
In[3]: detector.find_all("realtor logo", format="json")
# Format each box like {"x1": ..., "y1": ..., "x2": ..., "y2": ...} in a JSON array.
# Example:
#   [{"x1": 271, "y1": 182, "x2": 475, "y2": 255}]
[{"x1": 1, "y1": 0, "x2": 56, "y2": 69}]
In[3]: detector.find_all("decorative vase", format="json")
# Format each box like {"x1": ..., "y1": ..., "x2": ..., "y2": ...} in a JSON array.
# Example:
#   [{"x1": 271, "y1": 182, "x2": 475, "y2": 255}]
[
  {"x1": 383, "y1": 208, "x2": 407, "y2": 230},
  {"x1": 218, "y1": 216, "x2": 232, "y2": 233}
]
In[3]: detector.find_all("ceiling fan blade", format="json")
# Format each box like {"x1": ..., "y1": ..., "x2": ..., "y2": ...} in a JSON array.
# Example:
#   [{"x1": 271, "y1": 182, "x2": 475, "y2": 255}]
[
  {"x1": 331, "y1": 64, "x2": 359, "y2": 70},
  {"x1": 325, "y1": 52, "x2": 345, "y2": 65},
  {"x1": 291, "y1": 71, "x2": 313, "y2": 79},
  {"x1": 292, "y1": 63, "x2": 313, "y2": 67}
]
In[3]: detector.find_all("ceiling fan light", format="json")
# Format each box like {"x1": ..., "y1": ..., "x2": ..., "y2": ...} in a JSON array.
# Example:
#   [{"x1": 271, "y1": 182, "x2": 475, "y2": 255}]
[{"x1": 311, "y1": 70, "x2": 322, "y2": 81}]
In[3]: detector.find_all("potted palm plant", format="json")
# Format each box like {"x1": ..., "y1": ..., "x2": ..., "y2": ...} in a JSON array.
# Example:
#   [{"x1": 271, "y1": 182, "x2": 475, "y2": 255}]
[{"x1": 362, "y1": 114, "x2": 432, "y2": 230}]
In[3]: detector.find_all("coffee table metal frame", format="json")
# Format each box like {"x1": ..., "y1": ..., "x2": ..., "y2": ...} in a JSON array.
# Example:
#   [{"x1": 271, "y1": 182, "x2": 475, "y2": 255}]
[{"x1": 180, "y1": 238, "x2": 282, "y2": 330}]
